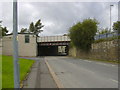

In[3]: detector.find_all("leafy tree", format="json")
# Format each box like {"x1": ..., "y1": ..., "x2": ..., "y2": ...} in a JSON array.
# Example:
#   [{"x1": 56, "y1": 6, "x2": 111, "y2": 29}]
[
  {"x1": 69, "y1": 19, "x2": 98, "y2": 51},
  {"x1": 35, "y1": 19, "x2": 44, "y2": 32},
  {"x1": 113, "y1": 21, "x2": 120, "y2": 34},
  {"x1": 29, "y1": 22, "x2": 35, "y2": 33},
  {"x1": 1, "y1": 27, "x2": 8, "y2": 36},
  {"x1": 29, "y1": 19, "x2": 44, "y2": 36},
  {"x1": 20, "y1": 28, "x2": 27, "y2": 33},
  {"x1": 0, "y1": 21, "x2": 8, "y2": 37},
  {"x1": 0, "y1": 21, "x2": 2, "y2": 24}
]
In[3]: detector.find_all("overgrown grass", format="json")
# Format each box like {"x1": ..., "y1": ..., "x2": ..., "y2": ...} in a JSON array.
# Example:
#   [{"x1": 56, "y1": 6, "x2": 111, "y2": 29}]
[{"x1": 1, "y1": 55, "x2": 35, "y2": 88}]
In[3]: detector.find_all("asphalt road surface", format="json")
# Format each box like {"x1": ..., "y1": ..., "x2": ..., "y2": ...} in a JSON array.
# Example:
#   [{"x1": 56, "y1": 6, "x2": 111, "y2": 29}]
[{"x1": 45, "y1": 56, "x2": 118, "y2": 88}]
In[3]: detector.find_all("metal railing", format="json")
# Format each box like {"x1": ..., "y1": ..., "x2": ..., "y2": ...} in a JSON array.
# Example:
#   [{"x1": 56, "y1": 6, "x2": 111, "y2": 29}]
[{"x1": 94, "y1": 32, "x2": 120, "y2": 40}]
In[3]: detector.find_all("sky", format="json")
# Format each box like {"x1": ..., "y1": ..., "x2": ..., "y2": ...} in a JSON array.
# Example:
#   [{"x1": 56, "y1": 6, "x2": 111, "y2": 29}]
[{"x1": 0, "y1": 0, "x2": 119, "y2": 36}]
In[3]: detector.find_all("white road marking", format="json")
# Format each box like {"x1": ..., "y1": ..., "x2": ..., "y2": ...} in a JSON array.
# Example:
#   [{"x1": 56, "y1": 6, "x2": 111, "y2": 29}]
[
  {"x1": 96, "y1": 62, "x2": 105, "y2": 65},
  {"x1": 84, "y1": 60, "x2": 92, "y2": 63},
  {"x1": 102, "y1": 63, "x2": 106, "y2": 65},
  {"x1": 111, "y1": 65, "x2": 116, "y2": 67},
  {"x1": 110, "y1": 79, "x2": 118, "y2": 83},
  {"x1": 96, "y1": 62, "x2": 117, "y2": 67}
]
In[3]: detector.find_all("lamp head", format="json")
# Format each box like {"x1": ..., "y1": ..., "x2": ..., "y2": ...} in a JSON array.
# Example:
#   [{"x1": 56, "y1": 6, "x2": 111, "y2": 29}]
[{"x1": 110, "y1": 5, "x2": 114, "y2": 6}]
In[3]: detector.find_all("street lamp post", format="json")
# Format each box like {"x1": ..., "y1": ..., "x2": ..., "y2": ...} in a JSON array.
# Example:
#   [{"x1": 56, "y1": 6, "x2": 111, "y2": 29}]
[
  {"x1": 106, "y1": 4, "x2": 114, "y2": 60},
  {"x1": 118, "y1": 2, "x2": 120, "y2": 90},
  {"x1": 13, "y1": 0, "x2": 20, "y2": 89},
  {"x1": 118, "y1": 3, "x2": 120, "y2": 33},
  {"x1": 110, "y1": 4, "x2": 114, "y2": 33}
]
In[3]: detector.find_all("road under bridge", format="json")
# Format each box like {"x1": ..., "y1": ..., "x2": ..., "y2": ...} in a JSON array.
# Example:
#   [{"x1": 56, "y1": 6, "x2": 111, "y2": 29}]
[{"x1": 37, "y1": 35, "x2": 70, "y2": 56}]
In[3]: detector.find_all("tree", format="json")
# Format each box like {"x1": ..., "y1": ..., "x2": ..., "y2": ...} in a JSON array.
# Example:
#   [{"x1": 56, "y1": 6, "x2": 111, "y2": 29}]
[
  {"x1": 69, "y1": 19, "x2": 98, "y2": 51},
  {"x1": 20, "y1": 28, "x2": 27, "y2": 33},
  {"x1": 29, "y1": 22, "x2": 35, "y2": 33},
  {"x1": 0, "y1": 21, "x2": 8, "y2": 37},
  {"x1": 29, "y1": 19, "x2": 44, "y2": 36},
  {"x1": 1, "y1": 27, "x2": 8, "y2": 36},
  {"x1": 0, "y1": 21, "x2": 2, "y2": 24},
  {"x1": 113, "y1": 21, "x2": 120, "y2": 34}
]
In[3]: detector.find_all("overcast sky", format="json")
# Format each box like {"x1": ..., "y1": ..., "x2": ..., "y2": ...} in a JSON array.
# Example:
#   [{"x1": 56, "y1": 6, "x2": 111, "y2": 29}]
[{"x1": 0, "y1": 1, "x2": 118, "y2": 36}]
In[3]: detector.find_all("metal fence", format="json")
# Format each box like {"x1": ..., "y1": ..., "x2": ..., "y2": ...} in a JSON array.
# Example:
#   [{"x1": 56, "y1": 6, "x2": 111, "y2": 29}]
[
  {"x1": 37, "y1": 33, "x2": 119, "y2": 42},
  {"x1": 94, "y1": 32, "x2": 120, "y2": 40}
]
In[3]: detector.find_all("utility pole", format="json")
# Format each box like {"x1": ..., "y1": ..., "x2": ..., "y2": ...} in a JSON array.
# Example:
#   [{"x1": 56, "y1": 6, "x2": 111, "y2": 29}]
[{"x1": 13, "y1": 0, "x2": 20, "y2": 88}]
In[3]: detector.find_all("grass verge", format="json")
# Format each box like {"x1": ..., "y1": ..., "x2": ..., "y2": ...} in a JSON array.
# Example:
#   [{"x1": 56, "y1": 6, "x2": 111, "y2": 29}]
[{"x1": 1, "y1": 55, "x2": 35, "y2": 88}]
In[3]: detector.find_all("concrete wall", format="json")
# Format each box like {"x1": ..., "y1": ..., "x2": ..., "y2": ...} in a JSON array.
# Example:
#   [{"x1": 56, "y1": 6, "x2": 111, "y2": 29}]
[
  {"x1": 2, "y1": 34, "x2": 37, "y2": 57},
  {"x1": 69, "y1": 39, "x2": 119, "y2": 61}
]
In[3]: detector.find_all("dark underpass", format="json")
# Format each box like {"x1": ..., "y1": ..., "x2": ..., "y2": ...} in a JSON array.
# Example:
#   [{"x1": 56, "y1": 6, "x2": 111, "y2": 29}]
[
  {"x1": 37, "y1": 45, "x2": 69, "y2": 56},
  {"x1": 37, "y1": 35, "x2": 70, "y2": 56}
]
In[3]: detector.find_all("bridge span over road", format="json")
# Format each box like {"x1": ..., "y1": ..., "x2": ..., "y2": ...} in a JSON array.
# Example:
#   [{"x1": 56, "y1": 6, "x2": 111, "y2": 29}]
[{"x1": 37, "y1": 35, "x2": 70, "y2": 56}]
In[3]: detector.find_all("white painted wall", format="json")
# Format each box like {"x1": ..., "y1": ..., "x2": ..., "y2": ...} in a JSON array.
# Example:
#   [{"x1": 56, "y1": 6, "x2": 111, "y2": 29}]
[
  {"x1": 2, "y1": 34, "x2": 37, "y2": 57},
  {"x1": 2, "y1": 36, "x2": 13, "y2": 55}
]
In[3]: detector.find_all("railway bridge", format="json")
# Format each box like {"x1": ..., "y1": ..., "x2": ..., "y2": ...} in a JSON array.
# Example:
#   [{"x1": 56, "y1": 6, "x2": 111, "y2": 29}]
[{"x1": 37, "y1": 35, "x2": 71, "y2": 56}]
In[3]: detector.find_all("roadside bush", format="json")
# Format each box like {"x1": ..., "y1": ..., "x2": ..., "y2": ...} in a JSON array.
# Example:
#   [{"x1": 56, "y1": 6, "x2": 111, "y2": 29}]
[{"x1": 69, "y1": 19, "x2": 98, "y2": 52}]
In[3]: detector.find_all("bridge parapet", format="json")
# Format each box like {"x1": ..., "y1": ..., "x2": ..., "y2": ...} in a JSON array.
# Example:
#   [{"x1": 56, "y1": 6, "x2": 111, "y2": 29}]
[{"x1": 37, "y1": 35, "x2": 71, "y2": 42}]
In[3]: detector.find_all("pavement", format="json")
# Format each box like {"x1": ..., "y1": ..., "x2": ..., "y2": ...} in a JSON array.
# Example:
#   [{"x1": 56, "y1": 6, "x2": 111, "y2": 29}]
[
  {"x1": 45, "y1": 56, "x2": 119, "y2": 88},
  {"x1": 23, "y1": 57, "x2": 57, "y2": 88}
]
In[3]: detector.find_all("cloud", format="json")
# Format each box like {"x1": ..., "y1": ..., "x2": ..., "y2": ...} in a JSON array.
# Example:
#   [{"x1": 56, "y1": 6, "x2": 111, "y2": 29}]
[{"x1": 1, "y1": 1, "x2": 118, "y2": 36}]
